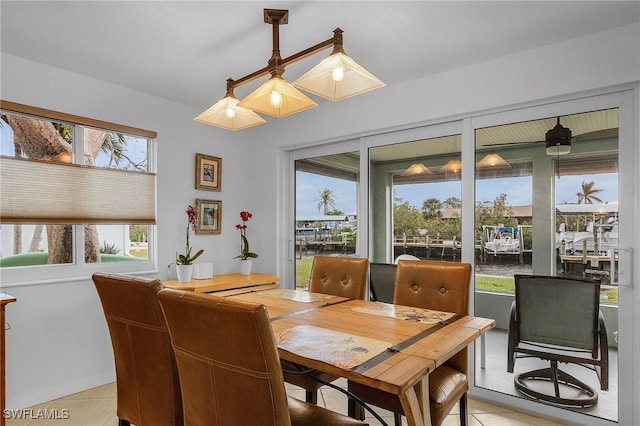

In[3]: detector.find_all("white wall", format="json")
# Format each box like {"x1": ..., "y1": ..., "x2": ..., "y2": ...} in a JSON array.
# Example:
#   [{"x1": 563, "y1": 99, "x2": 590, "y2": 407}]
[
  {"x1": 1, "y1": 22, "x2": 638, "y2": 410},
  {"x1": 0, "y1": 52, "x2": 261, "y2": 408}
]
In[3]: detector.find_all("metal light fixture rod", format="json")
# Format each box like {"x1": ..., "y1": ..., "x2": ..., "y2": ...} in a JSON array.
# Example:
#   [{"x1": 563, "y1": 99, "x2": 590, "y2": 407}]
[{"x1": 226, "y1": 8, "x2": 342, "y2": 91}]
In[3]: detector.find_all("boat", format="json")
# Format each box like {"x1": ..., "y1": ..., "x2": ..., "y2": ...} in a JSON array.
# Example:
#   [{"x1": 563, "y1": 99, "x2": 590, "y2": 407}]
[{"x1": 484, "y1": 226, "x2": 520, "y2": 255}]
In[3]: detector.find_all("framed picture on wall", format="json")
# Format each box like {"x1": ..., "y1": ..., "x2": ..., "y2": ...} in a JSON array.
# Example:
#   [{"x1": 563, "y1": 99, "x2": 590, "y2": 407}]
[
  {"x1": 195, "y1": 153, "x2": 221, "y2": 191},
  {"x1": 195, "y1": 199, "x2": 222, "y2": 235}
]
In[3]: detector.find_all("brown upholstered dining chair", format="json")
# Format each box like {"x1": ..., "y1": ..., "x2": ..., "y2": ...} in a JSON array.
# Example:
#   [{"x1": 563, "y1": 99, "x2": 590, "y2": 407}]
[
  {"x1": 157, "y1": 288, "x2": 368, "y2": 426},
  {"x1": 282, "y1": 255, "x2": 369, "y2": 403},
  {"x1": 92, "y1": 273, "x2": 183, "y2": 426},
  {"x1": 348, "y1": 259, "x2": 472, "y2": 426}
]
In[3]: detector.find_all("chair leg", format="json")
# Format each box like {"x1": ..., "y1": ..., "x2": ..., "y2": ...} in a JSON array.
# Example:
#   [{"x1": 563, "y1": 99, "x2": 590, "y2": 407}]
[
  {"x1": 347, "y1": 399, "x2": 365, "y2": 420},
  {"x1": 305, "y1": 390, "x2": 317, "y2": 404},
  {"x1": 394, "y1": 413, "x2": 402, "y2": 426},
  {"x1": 459, "y1": 392, "x2": 468, "y2": 426},
  {"x1": 118, "y1": 420, "x2": 131, "y2": 426}
]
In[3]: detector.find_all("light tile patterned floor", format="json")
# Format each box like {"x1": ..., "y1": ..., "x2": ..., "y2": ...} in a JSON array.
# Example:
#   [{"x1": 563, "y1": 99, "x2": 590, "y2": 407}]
[{"x1": 6, "y1": 379, "x2": 569, "y2": 425}]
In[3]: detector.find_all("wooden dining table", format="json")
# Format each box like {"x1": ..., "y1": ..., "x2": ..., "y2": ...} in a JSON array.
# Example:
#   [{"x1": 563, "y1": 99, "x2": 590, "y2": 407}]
[{"x1": 227, "y1": 288, "x2": 495, "y2": 426}]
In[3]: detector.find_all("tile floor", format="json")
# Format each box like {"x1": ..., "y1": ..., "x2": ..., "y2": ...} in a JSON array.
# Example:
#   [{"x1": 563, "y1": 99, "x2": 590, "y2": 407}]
[{"x1": 6, "y1": 378, "x2": 570, "y2": 426}]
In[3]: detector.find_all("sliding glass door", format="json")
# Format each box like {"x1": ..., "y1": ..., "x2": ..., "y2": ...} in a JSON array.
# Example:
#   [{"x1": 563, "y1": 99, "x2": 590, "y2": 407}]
[
  {"x1": 283, "y1": 88, "x2": 637, "y2": 425},
  {"x1": 469, "y1": 92, "x2": 635, "y2": 426},
  {"x1": 291, "y1": 144, "x2": 361, "y2": 289}
]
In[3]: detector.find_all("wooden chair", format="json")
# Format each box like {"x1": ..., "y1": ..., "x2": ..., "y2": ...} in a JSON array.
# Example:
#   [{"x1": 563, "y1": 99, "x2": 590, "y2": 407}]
[
  {"x1": 508, "y1": 274, "x2": 608, "y2": 407},
  {"x1": 92, "y1": 273, "x2": 183, "y2": 426},
  {"x1": 157, "y1": 288, "x2": 367, "y2": 426},
  {"x1": 282, "y1": 255, "x2": 369, "y2": 403},
  {"x1": 348, "y1": 259, "x2": 472, "y2": 426}
]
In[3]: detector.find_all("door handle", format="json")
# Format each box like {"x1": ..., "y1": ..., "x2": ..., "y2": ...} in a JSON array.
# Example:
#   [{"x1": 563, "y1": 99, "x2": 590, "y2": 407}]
[{"x1": 610, "y1": 247, "x2": 633, "y2": 287}]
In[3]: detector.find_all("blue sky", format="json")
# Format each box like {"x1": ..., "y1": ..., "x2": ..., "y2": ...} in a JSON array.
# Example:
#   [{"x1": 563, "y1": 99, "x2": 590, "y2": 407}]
[{"x1": 296, "y1": 171, "x2": 619, "y2": 216}]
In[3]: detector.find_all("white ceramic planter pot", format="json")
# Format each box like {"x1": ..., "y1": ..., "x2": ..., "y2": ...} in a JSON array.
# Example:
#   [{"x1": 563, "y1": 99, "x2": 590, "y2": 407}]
[
  {"x1": 176, "y1": 264, "x2": 194, "y2": 283},
  {"x1": 239, "y1": 259, "x2": 252, "y2": 276}
]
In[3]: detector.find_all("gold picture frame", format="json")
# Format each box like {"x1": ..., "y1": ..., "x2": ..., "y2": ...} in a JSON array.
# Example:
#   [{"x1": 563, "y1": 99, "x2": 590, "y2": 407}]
[
  {"x1": 195, "y1": 199, "x2": 222, "y2": 235},
  {"x1": 195, "y1": 153, "x2": 221, "y2": 191}
]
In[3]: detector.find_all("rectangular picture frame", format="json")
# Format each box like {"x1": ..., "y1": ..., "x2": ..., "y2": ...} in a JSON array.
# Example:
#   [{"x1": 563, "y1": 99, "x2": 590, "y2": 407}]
[
  {"x1": 195, "y1": 153, "x2": 221, "y2": 191},
  {"x1": 195, "y1": 199, "x2": 222, "y2": 235}
]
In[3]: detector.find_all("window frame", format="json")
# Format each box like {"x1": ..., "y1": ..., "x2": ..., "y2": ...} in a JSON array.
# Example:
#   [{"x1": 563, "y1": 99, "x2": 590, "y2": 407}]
[{"x1": 0, "y1": 100, "x2": 158, "y2": 286}]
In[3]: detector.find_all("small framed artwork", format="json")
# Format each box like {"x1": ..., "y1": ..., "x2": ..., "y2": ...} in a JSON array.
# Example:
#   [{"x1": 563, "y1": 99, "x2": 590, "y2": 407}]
[
  {"x1": 195, "y1": 153, "x2": 222, "y2": 191},
  {"x1": 195, "y1": 199, "x2": 222, "y2": 235}
]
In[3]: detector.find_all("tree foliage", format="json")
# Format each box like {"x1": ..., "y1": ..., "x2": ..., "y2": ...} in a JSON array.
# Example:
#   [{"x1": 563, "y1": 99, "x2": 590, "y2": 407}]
[
  {"x1": 394, "y1": 192, "x2": 522, "y2": 241},
  {"x1": 576, "y1": 180, "x2": 604, "y2": 204},
  {"x1": 422, "y1": 197, "x2": 443, "y2": 219},
  {"x1": 316, "y1": 188, "x2": 337, "y2": 214},
  {"x1": 393, "y1": 199, "x2": 425, "y2": 237}
]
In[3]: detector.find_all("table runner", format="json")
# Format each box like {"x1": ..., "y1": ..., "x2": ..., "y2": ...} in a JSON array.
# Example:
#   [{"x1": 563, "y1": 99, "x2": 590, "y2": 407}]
[
  {"x1": 275, "y1": 325, "x2": 391, "y2": 370},
  {"x1": 258, "y1": 288, "x2": 336, "y2": 303},
  {"x1": 351, "y1": 301, "x2": 456, "y2": 324}
]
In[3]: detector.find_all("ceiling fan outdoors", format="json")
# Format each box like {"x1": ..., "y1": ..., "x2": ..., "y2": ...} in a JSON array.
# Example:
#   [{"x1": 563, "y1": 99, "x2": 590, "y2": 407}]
[{"x1": 479, "y1": 117, "x2": 618, "y2": 156}]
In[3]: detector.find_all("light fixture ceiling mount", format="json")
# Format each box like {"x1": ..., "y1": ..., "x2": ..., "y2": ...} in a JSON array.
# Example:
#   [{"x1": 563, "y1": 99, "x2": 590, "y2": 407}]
[{"x1": 195, "y1": 8, "x2": 385, "y2": 130}]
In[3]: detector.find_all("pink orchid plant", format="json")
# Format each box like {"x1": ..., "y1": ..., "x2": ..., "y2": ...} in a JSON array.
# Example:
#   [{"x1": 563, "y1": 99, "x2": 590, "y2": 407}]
[
  {"x1": 169, "y1": 205, "x2": 204, "y2": 267},
  {"x1": 234, "y1": 211, "x2": 258, "y2": 260}
]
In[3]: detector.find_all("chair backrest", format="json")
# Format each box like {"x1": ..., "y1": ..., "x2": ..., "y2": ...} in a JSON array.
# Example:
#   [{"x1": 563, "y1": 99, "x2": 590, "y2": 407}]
[
  {"x1": 514, "y1": 274, "x2": 600, "y2": 350},
  {"x1": 369, "y1": 262, "x2": 397, "y2": 303},
  {"x1": 92, "y1": 273, "x2": 183, "y2": 426},
  {"x1": 394, "y1": 260, "x2": 471, "y2": 315},
  {"x1": 394, "y1": 260, "x2": 472, "y2": 374},
  {"x1": 157, "y1": 288, "x2": 292, "y2": 426},
  {"x1": 393, "y1": 254, "x2": 420, "y2": 264},
  {"x1": 308, "y1": 256, "x2": 369, "y2": 299}
]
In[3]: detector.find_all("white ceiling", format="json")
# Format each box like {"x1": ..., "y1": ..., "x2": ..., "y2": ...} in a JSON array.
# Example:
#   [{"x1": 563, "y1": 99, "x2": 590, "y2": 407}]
[{"x1": 2, "y1": 1, "x2": 638, "y2": 111}]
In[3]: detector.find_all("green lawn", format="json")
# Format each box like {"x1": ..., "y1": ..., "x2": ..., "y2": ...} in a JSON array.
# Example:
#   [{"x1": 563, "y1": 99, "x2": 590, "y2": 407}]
[
  {"x1": 129, "y1": 248, "x2": 148, "y2": 259},
  {"x1": 475, "y1": 275, "x2": 514, "y2": 293},
  {"x1": 295, "y1": 258, "x2": 618, "y2": 304},
  {"x1": 295, "y1": 257, "x2": 313, "y2": 289}
]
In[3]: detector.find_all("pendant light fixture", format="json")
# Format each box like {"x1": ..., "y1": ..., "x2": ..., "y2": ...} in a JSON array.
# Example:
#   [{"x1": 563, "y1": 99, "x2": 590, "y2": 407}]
[
  {"x1": 194, "y1": 80, "x2": 266, "y2": 131},
  {"x1": 545, "y1": 117, "x2": 572, "y2": 156},
  {"x1": 292, "y1": 29, "x2": 386, "y2": 101},
  {"x1": 401, "y1": 163, "x2": 433, "y2": 176},
  {"x1": 477, "y1": 153, "x2": 511, "y2": 168},
  {"x1": 195, "y1": 9, "x2": 385, "y2": 130},
  {"x1": 441, "y1": 159, "x2": 462, "y2": 173}
]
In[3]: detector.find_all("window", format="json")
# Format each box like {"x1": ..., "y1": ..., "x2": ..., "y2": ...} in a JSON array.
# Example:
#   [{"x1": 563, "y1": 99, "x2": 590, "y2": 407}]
[
  {"x1": 369, "y1": 134, "x2": 463, "y2": 264},
  {"x1": 0, "y1": 101, "x2": 156, "y2": 276}
]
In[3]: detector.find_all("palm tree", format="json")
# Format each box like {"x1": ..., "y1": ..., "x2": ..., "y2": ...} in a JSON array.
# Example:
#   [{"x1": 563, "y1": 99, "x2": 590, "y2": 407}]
[
  {"x1": 576, "y1": 181, "x2": 604, "y2": 204},
  {"x1": 422, "y1": 198, "x2": 443, "y2": 219},
  {"x1": 316, "y1": 188, "x2": 337, "y2": 214}
]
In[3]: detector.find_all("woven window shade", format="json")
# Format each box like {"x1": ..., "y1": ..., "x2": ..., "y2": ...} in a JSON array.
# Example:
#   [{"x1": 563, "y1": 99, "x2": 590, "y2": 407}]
[{"x1": 0, "y1": 156, "x2": 156, "y2": 224}]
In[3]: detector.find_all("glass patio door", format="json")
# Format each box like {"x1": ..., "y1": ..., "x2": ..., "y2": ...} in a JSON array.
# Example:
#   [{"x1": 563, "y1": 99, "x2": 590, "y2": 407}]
[
  {"x1": 469, "y1": 90, "x2": 636, "y2": 426},
  {"x1": 290, "y1": 142, "x2": 361, "y2": 289}
]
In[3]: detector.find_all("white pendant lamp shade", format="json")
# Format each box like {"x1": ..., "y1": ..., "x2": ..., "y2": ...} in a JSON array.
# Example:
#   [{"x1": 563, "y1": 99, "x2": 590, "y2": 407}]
[
  {"x1": 441, "y1": 159, "x2": 462, "y2": 173},
  {"x1": 401, "y1": 163, "x2": 433, "y2": 176},
  {"x1": 292, "y1": 51, "x2": 386, "y2": 101},
  {"x1": 477, "y1": 153, "x2": 511, "y2": 168},
  {"x1": 238, "y1": 76, "x2": 317, "y2": 118},
  {"x1": 194, "y1": 95, "x2": 265, "y2": 131}
]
